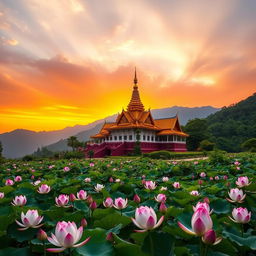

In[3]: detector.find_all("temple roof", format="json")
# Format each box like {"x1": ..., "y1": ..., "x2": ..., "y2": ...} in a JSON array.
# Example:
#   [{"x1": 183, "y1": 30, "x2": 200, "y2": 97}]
[{"x1": 90, "y1": 70, "x2": 189, "y2": 139}]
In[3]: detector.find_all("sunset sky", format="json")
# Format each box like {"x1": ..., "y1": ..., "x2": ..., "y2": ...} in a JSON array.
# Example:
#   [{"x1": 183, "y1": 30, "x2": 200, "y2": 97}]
[{"x1": 0, "y1": 0, "x2": 256, "y2": 133}]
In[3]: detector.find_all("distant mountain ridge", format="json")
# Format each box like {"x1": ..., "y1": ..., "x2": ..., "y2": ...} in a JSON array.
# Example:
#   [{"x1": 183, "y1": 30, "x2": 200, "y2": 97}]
[{"x1": 0, "y1": 106, "x2": 219, "y2": 158}]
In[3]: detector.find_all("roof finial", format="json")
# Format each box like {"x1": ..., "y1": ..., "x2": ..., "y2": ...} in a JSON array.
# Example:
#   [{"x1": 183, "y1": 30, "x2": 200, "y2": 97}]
[{"x1": 134, "y1": 67, "x2": 138, "y2": 86}]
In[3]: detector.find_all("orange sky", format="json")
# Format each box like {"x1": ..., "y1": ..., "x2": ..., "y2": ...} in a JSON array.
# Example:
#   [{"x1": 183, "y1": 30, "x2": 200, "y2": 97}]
[{"x1": 0, "y1": 0, "x2": 256, "y2": 133}]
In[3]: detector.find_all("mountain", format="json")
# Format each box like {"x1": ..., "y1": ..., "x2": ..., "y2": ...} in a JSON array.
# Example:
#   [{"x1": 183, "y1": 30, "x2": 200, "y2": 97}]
[
  {"x1": 205, "y1": 93, "x2": 256, "y2": 152},
  {"x1": 0, "y1": 106, "x2": 219, "y2": 158}
]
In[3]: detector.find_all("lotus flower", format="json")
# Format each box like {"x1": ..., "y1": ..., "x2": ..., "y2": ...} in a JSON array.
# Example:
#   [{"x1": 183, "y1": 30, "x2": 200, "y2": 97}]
[
  {"x1": 15, "y1": 176, "x2": 22, "y2": 182},
  {"x1": 113, "y1": 197, "x2": 128, "y2": 210},
  {"x1": 236, "y1": 176, "x2": 251, "y2": 188},
  {"x1": 89, "y1": 163, "x2": 94, "y2": 167},
  {"x1": 47, "y1": 221, "x2": 91, "y2": 253},
  {"x1": 55, "y1": 194, "x2": 70, "y2": 207},
  {"x1": 12, "y1": 195, "x2": 27, "y2": 206},
  {"x1": 162, "y1": 177, "x2": 169, "y2": 182},
  {"x1": 202, "y1": 229, "x2": 222, "y2": 245},
  {"x1": 63, "y1": 166, "x2": 70, "y2": 172},
  {"x1": 178, "y1": 208, "x2": 213, "y2": 236},
  {"x1": 229, "y1": 207, "x2": 251, "y2": 223},
  {"x1": 5, "y1": 179, "x2": 14, "y2": 186},
  {"x1": 15, "y1": 209, "x2": 44, "y2": 230},
  {"x1": 144, "y1": 181, "x2": 157, "y2": 190},
  {"x1": 173, "y1": 182, "x2": 181, "y2": 189},
  {"x1": 190, "y1": 190, "x2": 200, "y2": 196},
  {"x1": 38, "y1": 184, "x2": 51, "y2": 194},
  {"x1": 160, "y1": 186, "x2": 167, "y2": 191},
  {"x1": 77, "y1": 190, "x2": 87, "y2": 200},
  {"x1": 200, "y1": 172, "x2": 206, "y2": 178},
  {"x1": 132, "y1": 206, "x2": 164, "y2": 232},
  {"x1": 155, "y1": 194, "x2": 166, "y2": 203},
  {"x1": 193, "y1": 202, "x2": 212, "y2": 214},
  {"x1": 94, "y1": 184, "x2": 105, "y2": 192},
  {"x1": 103, "y1": 197, "x2": 113, "y2": 208},
  {"x1": 227, "y1": 188, "x2": 246, "y2": 203},
  {"x1": 84, "y1": 177, "x2": 91, "y2": 183},
  {"x1": 0, "y1": 192, "x2": 4, "y2": 198}
]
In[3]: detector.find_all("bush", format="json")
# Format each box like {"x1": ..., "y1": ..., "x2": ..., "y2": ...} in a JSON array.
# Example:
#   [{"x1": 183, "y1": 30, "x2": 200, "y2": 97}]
[
  {"x1": 199, "y1": 140, "x2": 215, "y2": 151},
  {"x1": 241, "y1": 138, "x2": 256, "y2": 152},
  {"x1": 143, "y1": 151, "x2": 205, "y2": 160},
  {"x1": 63, "y1": 151, "x2": 84, "y2": 159},
  {"x1": 22, "y1": 155, "x2": 35, "y2": 161},
  {"x1": 208, "y1": 150, "x2": 228, "y2": 164}
]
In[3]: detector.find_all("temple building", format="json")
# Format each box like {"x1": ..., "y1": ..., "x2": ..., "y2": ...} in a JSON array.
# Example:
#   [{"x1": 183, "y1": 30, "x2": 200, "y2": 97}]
[{"x1": 85, "y1": 70, "x2": 189, "y2": 157}]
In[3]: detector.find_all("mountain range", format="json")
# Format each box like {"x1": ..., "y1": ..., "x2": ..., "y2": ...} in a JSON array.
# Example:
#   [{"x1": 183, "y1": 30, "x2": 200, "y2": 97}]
[{"x1": 0, "y1": 106, "x2": 219, "y2": 158}]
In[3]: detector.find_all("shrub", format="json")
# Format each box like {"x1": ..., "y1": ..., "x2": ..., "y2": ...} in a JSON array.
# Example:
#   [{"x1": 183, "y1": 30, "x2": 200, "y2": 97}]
[
  {"x1": 208, "y1": 150, "x2": 228, "y2": 164},
  {"x1": 199, "y1": 140, "x2": 215, "y2": 151}
]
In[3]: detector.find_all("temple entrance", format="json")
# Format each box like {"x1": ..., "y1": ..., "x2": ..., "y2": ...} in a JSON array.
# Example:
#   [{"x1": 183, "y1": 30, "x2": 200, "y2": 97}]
[{"x1": 105, "y1": 148, "x2": 111, "y2": 156}]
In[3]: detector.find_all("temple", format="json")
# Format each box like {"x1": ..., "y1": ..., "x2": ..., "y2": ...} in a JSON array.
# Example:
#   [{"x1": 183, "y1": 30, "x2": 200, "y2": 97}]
[{"x1": 85, "y1": 69, "x2": 188, "y2": 157}]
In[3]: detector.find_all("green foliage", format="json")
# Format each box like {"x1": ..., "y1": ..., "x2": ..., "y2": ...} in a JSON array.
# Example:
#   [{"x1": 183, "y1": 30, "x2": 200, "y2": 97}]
[
  {"x1": 67, "y1": 136, "x2": 83, "y2": 151},
  {"x1": 199, "y1": 139, "x2": 215, "y2": 151},
  {"x1": 143, "y1": 150, "x2": 205, "y2": 159},
  {"x1": 62, "y1": 151, "x2": 84, "y2": 159},
  {"x1": 88, "y1": 150, "x2": 94, "y2": 159},
  {"x1": 184, "y1": 118, "x2": 209, "y2": 151},
  {"x1": 241, "y1": 138, "x2": 256, "y2": 152},
  {"x1": 208, "y1": 150, "x2": 228, "y2": 164}
]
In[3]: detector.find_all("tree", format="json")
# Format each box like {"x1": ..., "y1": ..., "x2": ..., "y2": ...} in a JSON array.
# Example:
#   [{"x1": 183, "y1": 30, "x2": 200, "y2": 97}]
[
  {"x1": 67, "y1": 136, "x2": 81, "y2": 151},
  {"x1": 199, "y1": 140, "x2": 215, "y2": 151},
  {"x1": 241, "y1": 138, "x2": 256, "y2": 152},
  {"x1": 88, "y1": 150, "x2": 94, "y2": 159},
  {"x1": 184, "y1": 119, "x2": 209, "y2": 151}
]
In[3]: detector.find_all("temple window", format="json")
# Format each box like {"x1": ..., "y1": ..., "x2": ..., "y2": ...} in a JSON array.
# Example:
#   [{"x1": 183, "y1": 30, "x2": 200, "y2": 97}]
[
  {"x1": 110, "y1": 136, "x2": 112, "y2": 141},
  {"x1": 124, "y1": 135, "x2": 127, "y2": 141},
  {"x1": 151, "y1": 136, "x2": 154, "y2": 141},
  {"x1": 129, "y1": 135, "x2": 133, "y2": 140},
  {"x1": 143, "y1": 135, "x2": 146, "y2": 140},
  {"x1": 114, "y1": 136, "x2": 117, "y2": 140},
  {"x1": 119, "y1": 136, "x2": 122, "y2": 140},
  {"x1": 147, "y1": 135, "x2": 150, "y2": 141}
]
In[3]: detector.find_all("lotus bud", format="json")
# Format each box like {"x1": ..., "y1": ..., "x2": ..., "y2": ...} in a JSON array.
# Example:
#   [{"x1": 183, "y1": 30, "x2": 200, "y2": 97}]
[
  {"x1": 103, "y1": 197, "x2": 113, "y2": 208},
  {"x1": 106, "y1": 232, "x2": 114, "y2": 242},
  {"x1": 15, "y1": 176, "x2": 22, "y2": 182},
  {"x1": 230, "y1": 207, "x2": 251, "y2": 223},
  {"x1": 133, "y1": 194, "x2": 141, "y2": 204},
  {"x1": 200, "y1": 172, "x2": 206, "y2": 178},
  {"x1": 37, "y1": 229, "x2": 47, "y2": 241},
  {"x1": 84, "y1": 177, "x2": 91, "y2": 183},
  {"x1": 89, "y1": 201, "x2": 97, "y2": 210},
  {"x1": 173, "y1": 182, "x2": 181, "y2": 189},
  {"x1": 198, "y1": 180, "x2": 203, "y2": 185},
  {"x1": 155, "y1": 194, "x2": 166, "y2": 203},
  {"x1": 162, "y1": 177, "x2": 169, "y2": 182},
  {"x1": 0, "y1": 192, "x2": 4, "y2": 199},
  {"x1": 204, "y1": 197, "x2": 210, "y2": 204},
  {"x1": 109, "y1": 177, "x2": 114, "y2": 183},
  {"x1": 81, "y1": 218, "x2": 87, "y2": 227},
  {"x1": 86, "y1": 195, "x2": 93, "y2": 204},
  {"x1": 202, "y1": 229, "x2": 222, "y2": 245},
  {"x1": 159, "y1": 202, "x2": 167, "y2": 213},
  {"x1": 77, "y1": 190, "x2": 87, "y2": 200},
  {"x1": 69, "y1": 194, "x2": 77, "y2": 202},
  {"x1": 223, "y1": 175, "x2": 228, "y2": 180},
  {"x1": 5, "y1": 179, "x2": 14, "y2": 186},
  {"x1": 141, "y1": 179, "x2": 146, "y2": 185}
]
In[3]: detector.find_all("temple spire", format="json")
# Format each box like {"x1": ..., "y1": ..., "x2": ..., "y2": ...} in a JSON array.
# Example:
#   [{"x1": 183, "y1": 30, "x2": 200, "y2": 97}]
[
  {"x1": 134, "y1": 67, "x2": 138, "y2": 87},
  {"x1": 127, "y1": 68, "x2": 144, "y2": 112}
]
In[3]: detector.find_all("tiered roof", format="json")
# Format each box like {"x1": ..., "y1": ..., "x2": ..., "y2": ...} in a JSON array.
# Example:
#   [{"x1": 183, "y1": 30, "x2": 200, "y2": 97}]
[{"x1": 91, "y1": 70, "x2": 189, "y2": 139}]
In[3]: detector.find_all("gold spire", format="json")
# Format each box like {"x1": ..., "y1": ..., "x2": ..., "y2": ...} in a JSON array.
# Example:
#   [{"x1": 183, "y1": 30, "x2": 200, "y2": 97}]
[{"x1": 127, "y1": 68, "x2": 145, "y2": 112}]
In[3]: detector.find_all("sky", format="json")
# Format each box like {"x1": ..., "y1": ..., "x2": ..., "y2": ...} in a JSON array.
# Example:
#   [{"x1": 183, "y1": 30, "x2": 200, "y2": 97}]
[{"x1": 0, "y1": 0, "x2": 256, "y2": 133}]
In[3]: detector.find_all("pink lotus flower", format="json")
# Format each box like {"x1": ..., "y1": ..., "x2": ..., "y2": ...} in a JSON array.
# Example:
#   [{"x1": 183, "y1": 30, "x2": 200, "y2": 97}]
[
  {"x1": 190, "y1": 190, "x2": 200, "y2": 196},
  {"x1": 155, "y1": 194, "x2": 166, "y2": 203},
  {"x1": 0, "y1": 192, "x2": 4, "y2": 198},
  {"x1": 160, "y1": 186, "x2": 167, "y2": 191},
  {"x1": 202, "y1": 229, "x2": 222, "y2": 245},
  {"x1": 5, "y1": 179, "x2": 14, "y2": 186},
  {"x1": 69, "y1": 194, "x2": 76, "y2": 202},
  {"x1": 55, "y1": 194, "x2": 70, "y2": 207},
  {"x1": 215, "y1": 176, "x2": 219, "y2": 181},
  {"x1": 15, "y1": 209, "x2": 44, "y2": 230},
  {"x1": 113, "y1": 197, "x2": 128, "y2": 210},
  {"x1": 47, "y1": 221, "x2": 91, "y2": 253},
  {"x1": 194, "y1": 161, "x2": 198, "y2": 165},
  {"x1": 15, "y1": 176, "x2": 22, "y2": 182},
  {"x1": 178, "y1": 208, "x2": 213, "y2": 236},
  {"x1": 193, "y1": 202, "x2": 212, "y2": 214},
  {"x1": 33, "y1": 180, "x2": 41, "y2": 186},
  {"x1": 109, "y1": 177, "x2": 114, "y2": 183},
  {"x1": 89, "y1": 201, "x2": 97, "y2": 210},
  {"x1": 223, "y1": 175, "x2": 228, "y2": 180},
  {"x1": 77, "y1": 190, "x2": 87, "y2": 200},
  {"x1": 84, "y1": 177, "x2": 91, "y2": 183},
  {"x1": 229, "y1": 207, "x2": 251, "y2": 223},
  {"x1": 115, "y1": 179, "x2": 121, "y2": 183},
  {"x1": 63, "y1": 166, "x2": 70, "y2": 172},
  {"x1": 132, "y1": 206, "x2": 164, "y2": 232},
  {"x1": 144, "y1": 181, "x2": 157, "y2": 190},
  {"x1": 162, "y1": 177, "x2": 169, "y2": 182},
  {"x1": 234, "y1": 161, "x2": 240, "y2": 166},
  {"x1": 38, "y1": 184, "x2": 51, "y2": 194},
  {"x1": 200, "y1": 172, "x2": 206, "y2": 178},
  {"x1": 94, "y1": 184, "x2": 104, "y2": 192},
  {"x1": 12, "y1": 195, "x2": 27, "y2": 206},
  {"x1": 89, "y1": 163, "x2": 95, "y2": 167},
  {"x1": 236, "y1": 176, "x2": 251, "y2": 188},
  {"x1": 103, "y1": 197, "x2": 113, "y2": 208},
  {"x1": 173, "y1": 182, "x2": 181, "y2": 189},
  {"x1": 227, "y1": 188, "x2": 246, "y2": 203}
]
